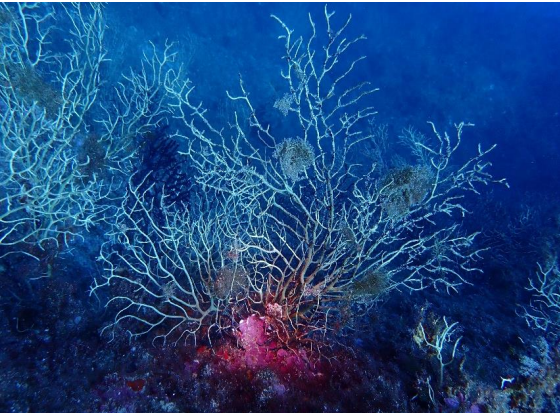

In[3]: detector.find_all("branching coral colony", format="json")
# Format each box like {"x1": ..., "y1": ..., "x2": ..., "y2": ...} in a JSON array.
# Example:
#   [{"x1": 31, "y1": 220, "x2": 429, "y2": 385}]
[
  {"x1": 0, "y1": 3, "x2": 110, "y2": 256},
  {"x1": 0, "y1": 2, "x2": 162, "y2": 259},
  {"x1": 91, "y1": 5, "x2": 506, "y2": 357},
  {"x1": 1, "y1": 3, "x2": 505, "y2": 358}
]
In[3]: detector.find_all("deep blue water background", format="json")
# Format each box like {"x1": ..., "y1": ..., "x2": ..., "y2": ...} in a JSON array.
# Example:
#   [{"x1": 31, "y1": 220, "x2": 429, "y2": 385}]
[{"x1": 106, "y1": 2, "x2": 560, "y2": 199}]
